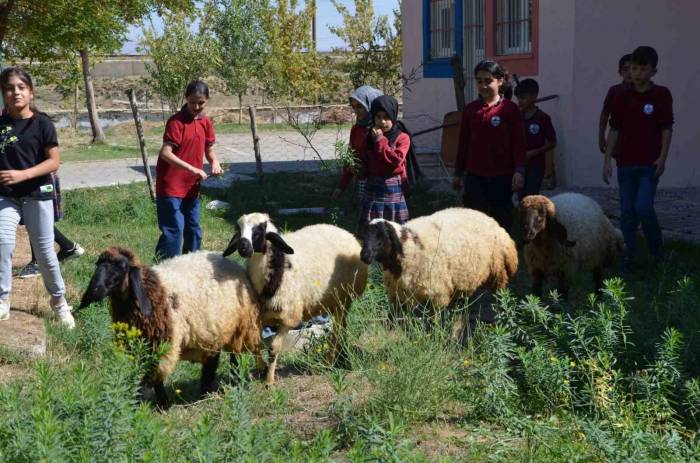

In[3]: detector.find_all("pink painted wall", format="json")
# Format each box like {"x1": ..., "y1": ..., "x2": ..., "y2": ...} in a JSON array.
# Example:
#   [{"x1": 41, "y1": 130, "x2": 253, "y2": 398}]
[
  {"x1": 401, "y1": 1, "x2": 457, "y2": 153},
  {"x1": 402, "y1": 0, "x2": 700, "y2": 187}
]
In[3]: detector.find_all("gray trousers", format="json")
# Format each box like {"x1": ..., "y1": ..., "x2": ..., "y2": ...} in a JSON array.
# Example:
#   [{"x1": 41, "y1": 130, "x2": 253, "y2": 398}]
[{"x1": 0, "y1": 196, "x2": 65, "y2": 301}]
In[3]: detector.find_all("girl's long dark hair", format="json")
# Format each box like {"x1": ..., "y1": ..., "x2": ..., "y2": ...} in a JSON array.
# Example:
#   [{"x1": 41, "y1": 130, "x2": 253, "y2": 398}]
[
  {"x1": 1, "y1": 67, "x2": 40, "y2": 114},
  {"x1": 185, "y1": 80, "x2": 209, "y2": 99},
  {"x1": 473, "y1": 60, "x2": 513, "y2": 99}
]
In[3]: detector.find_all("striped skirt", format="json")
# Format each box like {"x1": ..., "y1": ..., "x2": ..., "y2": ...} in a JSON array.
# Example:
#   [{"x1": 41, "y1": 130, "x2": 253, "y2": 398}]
[{"x1": 359, "y1": 175, "x2": 409, "y2": 229}]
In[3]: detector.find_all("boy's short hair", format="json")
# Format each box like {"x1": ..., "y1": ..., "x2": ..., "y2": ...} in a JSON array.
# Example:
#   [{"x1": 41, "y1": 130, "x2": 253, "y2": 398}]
[
  {"x1": 514, "y1": 78, "x2": 539, "y2": 97},
  {"x1": 618, "y1": 53, "x2": 632, "y2": 70},
  {"x1": 631, "y1": 46, "x2": 658, "y2": 68}
]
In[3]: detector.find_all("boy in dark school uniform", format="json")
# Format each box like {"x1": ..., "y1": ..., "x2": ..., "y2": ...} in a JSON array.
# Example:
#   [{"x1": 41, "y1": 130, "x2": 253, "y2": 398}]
[
  {"x1": 602, "y1": 46, "x2": 673, "y2": 271},
  {"x1": 514, "y1": 79, "x2": 557, "y2": 198},
  {"x1": 599, "y1": 53, "x2": 633, "y2": 155}
]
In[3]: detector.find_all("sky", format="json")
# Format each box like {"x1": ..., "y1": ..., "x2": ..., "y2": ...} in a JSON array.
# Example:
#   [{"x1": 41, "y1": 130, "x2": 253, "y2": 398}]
[{"x1": 121, "y1": 0, "x2": 400, "y2": 54}]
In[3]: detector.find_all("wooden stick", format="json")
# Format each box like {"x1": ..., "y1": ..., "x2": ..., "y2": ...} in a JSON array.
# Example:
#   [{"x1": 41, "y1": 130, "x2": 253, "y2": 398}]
[
  {"x1": 450, "y1": 55, "x2": 466, "y2": 111},
  {"x1": 411, "y1": 95, "x2": 561, "y2": 139},
  {"x1": 248, "y1": 105, "x2": 268, "y2": 205},
  {"x1": 126, "y1": 88, "x2": 155, "y2": 201},
  {"x1": 248, "y1": 105, "x2": 263, "y2": 180}
]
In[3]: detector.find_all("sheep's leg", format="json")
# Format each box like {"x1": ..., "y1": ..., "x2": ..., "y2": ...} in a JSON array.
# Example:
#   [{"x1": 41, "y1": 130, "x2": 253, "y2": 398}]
[
  {"x1": 556, "y1": 272, "x2": 569, "y2": 301},
  {"x1": 328, "y1": 308, "x2": 348, "y2": 368},
  {"x1": 200, "y1": 352, "x2": 221, "y2": 395},
  {"x1": 265, "y1": 328, "x2": 286, "y2": 386},
  {"x1": 531, "y1": 270, "x2": 544, "y2": 298},
  {"x1": 593, "y1": 267, "x2": 604, "y2": 295},
  {"x1": 153, "y1": 380, "x2": 168, "y2": 409}
]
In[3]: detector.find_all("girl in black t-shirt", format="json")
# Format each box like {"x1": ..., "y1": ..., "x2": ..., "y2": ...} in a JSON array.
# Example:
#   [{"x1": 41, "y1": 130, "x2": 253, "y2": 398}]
[{"x1": 0, "y1": 67, "x2": 74, "y2": 327}]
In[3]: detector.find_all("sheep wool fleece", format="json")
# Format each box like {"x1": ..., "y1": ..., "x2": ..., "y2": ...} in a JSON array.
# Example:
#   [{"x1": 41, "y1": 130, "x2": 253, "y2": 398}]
[
  {"x1": 248, "y1": 224, "x2": 368, "y2": 329},
  {"x1": 524, "y1": 193, "x2": 624, "y2": 279},
  {"x1": 151, "y1": 251, "x2": 261, "y2": 379},
  {"x1": 383, "y1": 207, "x2": 518, "y2": 307}
]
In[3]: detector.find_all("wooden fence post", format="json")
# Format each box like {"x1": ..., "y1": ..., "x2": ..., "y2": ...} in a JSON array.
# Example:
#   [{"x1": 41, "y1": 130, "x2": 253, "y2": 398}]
[
  {"x1": 248, "y1": 105, "x2": 263, "y2": 180},
  {"x1": 126, "y1": 88, "x2": 156, "y2": 201},
  {"x1": 248, "y1": 105, "x2": 268, "y2": 205}
]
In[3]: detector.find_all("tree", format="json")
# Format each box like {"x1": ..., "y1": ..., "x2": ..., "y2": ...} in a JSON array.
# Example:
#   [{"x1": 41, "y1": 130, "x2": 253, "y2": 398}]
[
  {"x1": 328, "y1": 0, "x2": 403, "y2": 96},
  {"x1": 259, "y1": 0, "x2": 324, "y2": 104},
  {"x1": 5, "y1": 0, "x2": 194, "y2": 143},
  {"x1": 204, "y1": 0, "x2": 268, "y2": 123},
  {"x1": 140, "y1": 11, "x2": 215, "y2": 113}
]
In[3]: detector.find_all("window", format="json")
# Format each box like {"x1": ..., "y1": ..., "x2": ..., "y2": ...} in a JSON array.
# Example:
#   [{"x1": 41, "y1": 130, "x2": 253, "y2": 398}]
[
  {"x1": 430, "y1": 0, "x2": 456, "y2": 59},
  {"x1": 423, "y1": 0, "x2": 538, "y2": 79},
  {"x1": 423, "y1": 0, "x2": 459, "y2": 78},
  {"x1": 495, "y1": 0, "x2": 532, "y2": 55},
  {"x1": 463, "y1": 0, "x2": 486, "y2": 98}
]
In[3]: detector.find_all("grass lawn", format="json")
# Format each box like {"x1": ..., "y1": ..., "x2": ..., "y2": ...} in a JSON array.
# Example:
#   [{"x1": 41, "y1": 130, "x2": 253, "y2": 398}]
[
  {"x1": 1, "y1": 172, "x2": 699, "y2": 461},
  {"x1": 58, "y1": 121, "x2": 352, "y2": 163}
]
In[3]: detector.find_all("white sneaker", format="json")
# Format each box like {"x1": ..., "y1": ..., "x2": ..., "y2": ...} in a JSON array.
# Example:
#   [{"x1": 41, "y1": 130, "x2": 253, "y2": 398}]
[
  {"x1": 52, "y1": 300, "x2": 75, "y2": 329},
  {"x1": 0, "y1": 300, "x2": 9, "y2": 321}
]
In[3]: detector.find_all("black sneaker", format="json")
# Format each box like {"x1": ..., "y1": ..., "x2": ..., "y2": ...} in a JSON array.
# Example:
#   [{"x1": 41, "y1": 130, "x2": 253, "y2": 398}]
[
  {"x1": 57, "y1": 244, "x2": 85, "y2": 262},
  {"x1": 18, "y1": 262, "x2": 40, "y2": 278}
]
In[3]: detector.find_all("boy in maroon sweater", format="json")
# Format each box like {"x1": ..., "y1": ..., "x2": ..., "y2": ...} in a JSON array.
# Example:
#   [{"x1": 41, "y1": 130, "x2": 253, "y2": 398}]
[
  {"x1": 514, "y1": 78, "x2": 556, "y2": 198},
  {"x1": 599, "y1": 53, "x2": 632, "y2": 155},
  {"x1": 602, "y1": 46, "x2": 673, "y2": 271}
]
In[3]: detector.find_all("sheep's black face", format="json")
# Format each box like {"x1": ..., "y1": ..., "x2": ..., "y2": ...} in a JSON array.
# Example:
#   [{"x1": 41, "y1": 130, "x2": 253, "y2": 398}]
[
  {"x1": 521, "y1": 206, "x2": 547, "y2": 243},
  {"x1": 79, "y1": 256, "x2": 129, "y2": 309},
  {"x1": 361, "y1": 221, "x2": 394, "y2": 264}
]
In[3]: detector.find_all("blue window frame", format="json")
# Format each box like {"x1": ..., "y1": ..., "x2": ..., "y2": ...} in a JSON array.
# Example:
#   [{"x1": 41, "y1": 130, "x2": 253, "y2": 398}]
[{"x1": 423, "y1": 0, "x2": 463, "y2": 78}]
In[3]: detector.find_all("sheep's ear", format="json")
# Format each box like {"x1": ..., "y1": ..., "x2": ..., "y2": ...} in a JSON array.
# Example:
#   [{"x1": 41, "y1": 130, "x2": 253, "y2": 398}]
[
  {"x1": 128, "y1": 266, "x2": 153, "y2": 317},
  {"x1": 266, "y1": 232, "x2": 294, "y2": 254},
  {"x1": 384, "y1": 222, "x2": 403, "y2": 257},
  {"x1": 223, "y1": 230, "x2": 241, "y2": 257},
  {"x1": 547, "y1": 218, "x2": 576, "y2": 247}
]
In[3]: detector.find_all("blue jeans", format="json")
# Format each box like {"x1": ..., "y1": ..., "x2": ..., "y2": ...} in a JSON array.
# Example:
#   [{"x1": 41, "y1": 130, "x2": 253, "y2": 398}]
[
  {"x1": 155, "y1": 196, "x2": 202, "y2": 260},
  {"x1": 617, "y1": 165, "x2": 662, "y2": 258}
]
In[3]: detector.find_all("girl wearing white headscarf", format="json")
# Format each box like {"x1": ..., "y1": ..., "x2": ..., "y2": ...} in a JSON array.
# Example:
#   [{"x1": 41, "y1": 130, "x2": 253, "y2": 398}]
[{"x1": 332, "y1": 85, "x2": 383, "y2": 199}]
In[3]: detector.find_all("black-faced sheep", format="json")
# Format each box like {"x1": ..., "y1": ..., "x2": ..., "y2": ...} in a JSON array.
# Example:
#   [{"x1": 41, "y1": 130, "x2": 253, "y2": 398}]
[
  {"x1": 78, "y1": 246, "x2": 264, "y2": 407},
  {"x1": 360, "y1": 207, "x2": 518, "y2": 319},
  {"x1": 520, "y1": 193, "x2": 624, "y2": 299},
  {"x1": 223, "y1": 213, "x2": 368, "y2": 386}
]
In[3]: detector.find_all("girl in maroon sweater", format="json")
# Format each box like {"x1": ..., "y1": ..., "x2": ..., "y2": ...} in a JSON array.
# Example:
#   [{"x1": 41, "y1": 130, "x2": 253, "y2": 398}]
[
  {"x1": 453, "y1": 60, "x2": 526, "y2": 232},
  {"x1": 357, "y1": 95, "x2": 410, "y2": 233}
]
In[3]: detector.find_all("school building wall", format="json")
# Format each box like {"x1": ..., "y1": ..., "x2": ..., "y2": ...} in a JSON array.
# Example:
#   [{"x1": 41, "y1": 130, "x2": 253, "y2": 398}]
[{"x1": 402, "y1": 0, "x2": 700, "y2": 188}]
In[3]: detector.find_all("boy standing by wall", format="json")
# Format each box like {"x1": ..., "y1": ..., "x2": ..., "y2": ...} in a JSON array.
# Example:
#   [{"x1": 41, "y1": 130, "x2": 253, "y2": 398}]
[
  {"x1": 599, "y1": 54, "x2": 633, "y2": 155},
  {"x1": 602, "y1": 46, "x2": 673, "y2": 271},
  {"x1": 514, "y1": 79, "x2": 557, "y2": 198}
]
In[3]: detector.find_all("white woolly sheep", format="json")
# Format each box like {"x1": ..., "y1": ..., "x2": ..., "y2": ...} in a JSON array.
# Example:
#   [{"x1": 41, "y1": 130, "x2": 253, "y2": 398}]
[
  {"x1": 360, "y1": 207, "x2": 519, "y2": 320},
  {"x1": 520, "y1": 193, "x2": 624, "y2": 299},
  {"x1": 223, "y1": 213, "x2": 368, "y2": 386},
  {"x1": 78, "y1": 246, "x2": 264, "y2": 407}
]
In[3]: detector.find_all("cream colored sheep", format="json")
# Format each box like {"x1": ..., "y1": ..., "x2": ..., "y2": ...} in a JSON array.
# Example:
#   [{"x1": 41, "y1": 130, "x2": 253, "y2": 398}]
[
  {"x1": 520, "y1": 193, "x2": 624, "y2": 299},
  {"x1": 360, "y1": 207, "x2": 518, "y2": 318},
  {"x1": 78, "y1": 247, "x2": 264, "y2": 407},
  {"x1": 224, "y1": 213, "x2": 368, "y2": 386}
]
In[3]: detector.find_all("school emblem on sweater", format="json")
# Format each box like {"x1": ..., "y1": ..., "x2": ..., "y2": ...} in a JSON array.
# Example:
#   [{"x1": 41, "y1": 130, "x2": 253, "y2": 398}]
[
  {"x1": 528, "y1": 123, "x2": 540, "y2": 135},
  {"x1": 643, "y1": 103, "x2": 654, "y2": 115},
  {"x1": 490, "y1": 116, "x2": 502, "y2": 127}
]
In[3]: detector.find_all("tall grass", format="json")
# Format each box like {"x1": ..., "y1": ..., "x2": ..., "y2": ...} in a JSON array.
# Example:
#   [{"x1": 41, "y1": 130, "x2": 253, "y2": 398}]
[{"x1": 1, "y1": 176, "x2": 699, "y2": 461}]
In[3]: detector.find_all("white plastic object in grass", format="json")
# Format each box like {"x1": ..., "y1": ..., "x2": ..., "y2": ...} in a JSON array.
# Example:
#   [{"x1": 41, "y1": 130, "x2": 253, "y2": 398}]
[{"x1": 206, "y1": 200, "x2": 231, "y2": 211}]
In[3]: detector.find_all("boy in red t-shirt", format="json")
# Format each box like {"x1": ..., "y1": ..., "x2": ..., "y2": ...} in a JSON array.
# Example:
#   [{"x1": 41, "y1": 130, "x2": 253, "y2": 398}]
[
  {"x1": 602, "y1": 46, "x2": 673, "y2": 271},
  {"x1": 514, "y1": 78, "x2": 556, "y2": 199},
  {"x1": 155, "y1": 80, "x2": 222, "y2": 260},
  {"x1": 598, "y1": 53, "x2": 632, "y2": 155}
]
